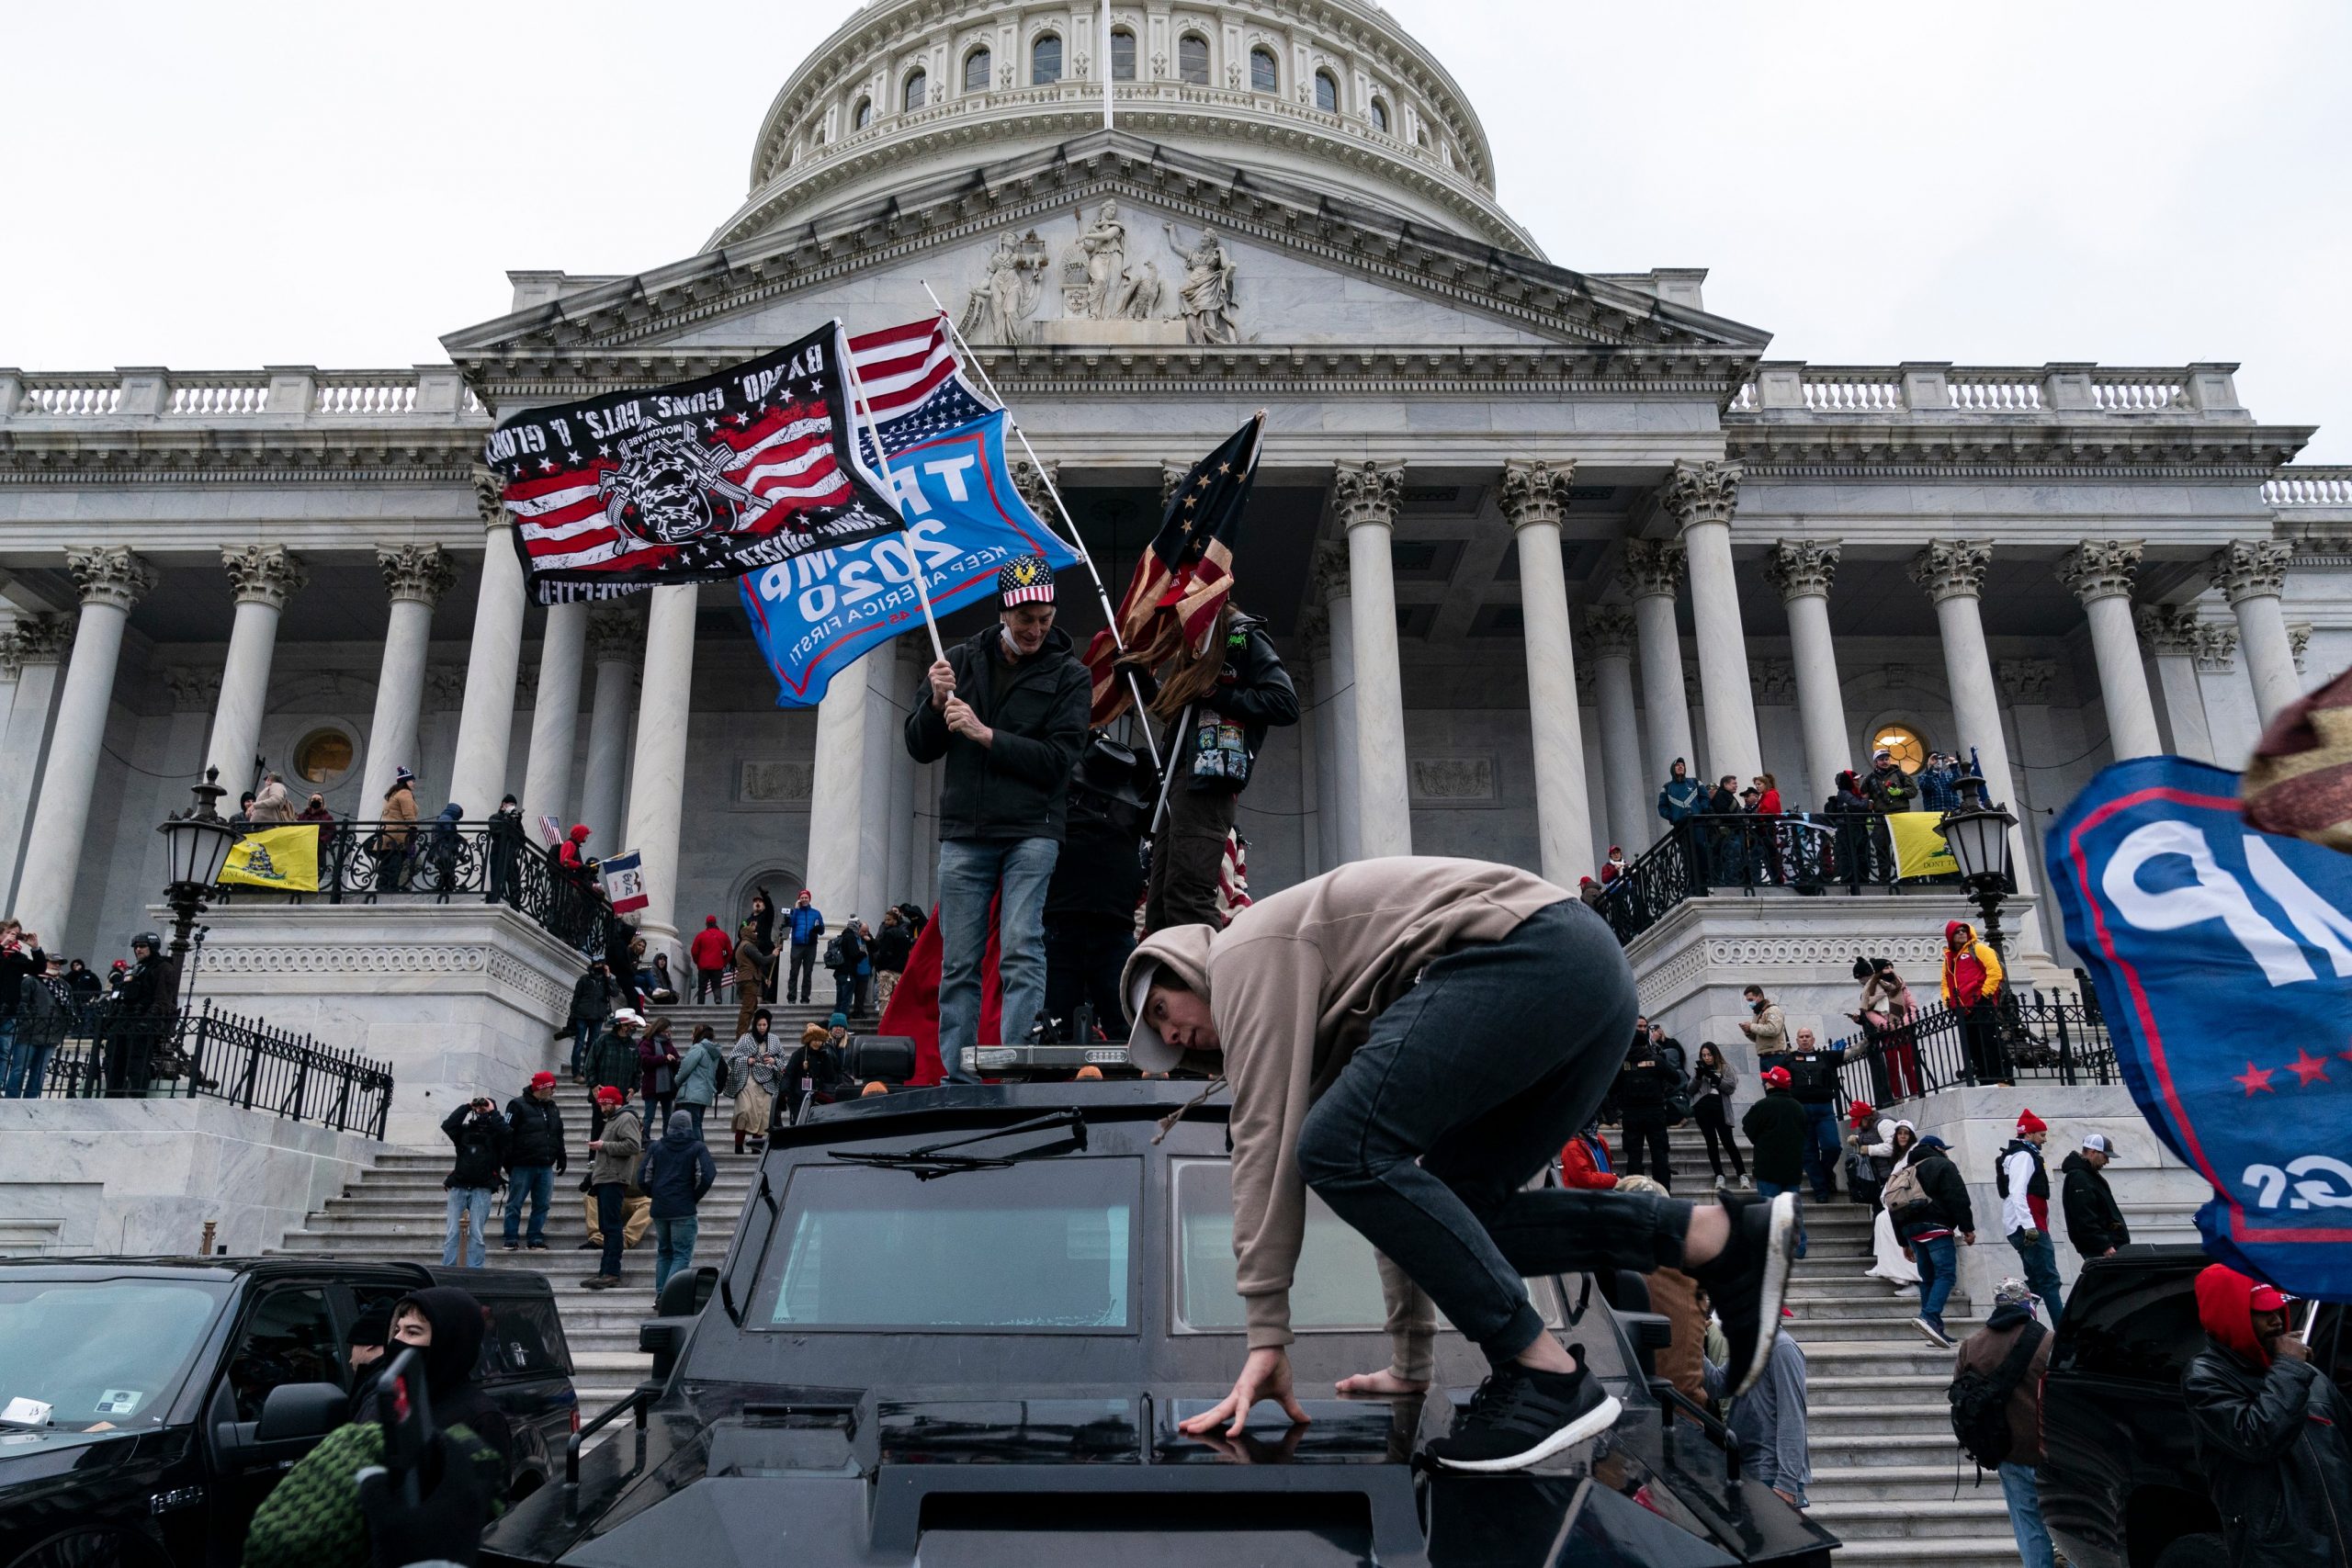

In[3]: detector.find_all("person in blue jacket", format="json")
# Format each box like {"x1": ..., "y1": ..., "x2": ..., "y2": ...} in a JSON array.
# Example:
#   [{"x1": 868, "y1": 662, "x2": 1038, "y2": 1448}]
[
  {"x1": 1657, "y1": 758, "x2": 1704, "y2": 827},
  {"x1": 784, "y1": 889, "x2": 825, "y2": 1006}
]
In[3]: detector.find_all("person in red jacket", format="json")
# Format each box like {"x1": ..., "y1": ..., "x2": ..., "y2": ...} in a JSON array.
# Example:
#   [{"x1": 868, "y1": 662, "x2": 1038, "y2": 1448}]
[
  {"x1": 687, "y1": 915, "x2": 731, "y2": 1004},
  {"x1": 1559, "y1": 1122, "x2": 1616, "y2": 1190},
  {"x1": 559, "y1": 823, "x2": 593, "y2": 881}
]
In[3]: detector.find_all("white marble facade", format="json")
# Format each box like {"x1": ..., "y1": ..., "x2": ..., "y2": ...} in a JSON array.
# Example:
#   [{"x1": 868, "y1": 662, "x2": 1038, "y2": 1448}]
[{"x1": 0, "y1": 0, "x2": 2347, "y2": 1110}]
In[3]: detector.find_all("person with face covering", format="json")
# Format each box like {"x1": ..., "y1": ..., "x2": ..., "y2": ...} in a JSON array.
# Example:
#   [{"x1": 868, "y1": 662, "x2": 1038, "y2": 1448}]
[{"x1": 2184, "y1": 1264, "x2": 2352, "y2": 1567}]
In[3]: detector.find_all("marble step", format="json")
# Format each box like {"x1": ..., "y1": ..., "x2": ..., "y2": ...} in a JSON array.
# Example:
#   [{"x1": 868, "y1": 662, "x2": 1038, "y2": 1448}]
[
  {"x1": 1805, "y1": 1496, "x2": 2013, "y2": 1540},
  {"x1": 1772, "y1": 1313, "x2": 1984, "y2": 1343},
  {"x1": 271, "y1": 1239, "x2": 737, "y2": 1269},
  {"x1": 1805, "y1": 1463, "x2": 1986, "y2": 1503},
  {"x1": 1815, "y1": 1540, "x2": 2026, "y2": 1566},
  {"x1": 1804, "y1": 1374, "x2": 1951, "y2": 1407},
  {"x1": 1793, "y1": 1341, "x2": 1985, "y2": 1378},
  {"x1": 1801, "y1": 1431, "x2": 1979, "y2": 1468}
]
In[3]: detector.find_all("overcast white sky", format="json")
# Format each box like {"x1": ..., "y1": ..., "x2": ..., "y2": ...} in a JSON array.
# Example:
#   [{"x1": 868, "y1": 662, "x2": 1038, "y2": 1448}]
[{"x1": 3, "y1": 2, "x2": 2346, "y2": 457}]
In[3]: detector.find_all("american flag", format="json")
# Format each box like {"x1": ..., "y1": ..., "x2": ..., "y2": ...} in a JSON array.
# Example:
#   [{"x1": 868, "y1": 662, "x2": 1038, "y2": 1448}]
[
  {"x1": 848, "y1": 314, "x2": 999, "y2": 460},
  {"x1": 487, "y1": 321, "x2": 902, "y2": 604}
]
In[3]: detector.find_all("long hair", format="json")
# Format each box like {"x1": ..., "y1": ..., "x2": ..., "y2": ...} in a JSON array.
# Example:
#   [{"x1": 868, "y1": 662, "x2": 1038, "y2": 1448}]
[{"x1": 1150, "y1": 604, "x2": 1237, "y2": 723}]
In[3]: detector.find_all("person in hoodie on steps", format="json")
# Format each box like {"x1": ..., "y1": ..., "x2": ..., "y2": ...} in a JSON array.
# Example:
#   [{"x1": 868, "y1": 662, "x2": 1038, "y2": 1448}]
[
  {"x1": 582, "y1": 1087, "x2": 643, "y2": 1290},
  {"x1": 639, "y1": 1110, "x2": 717, "y2": 1299},
  {"x1": 688, "y1": 914, "x2": 732, "y2": 1003},
  {"x1": 1124, "y1": 855, "x2": 1799, "y2": 1474},
  {"x1": 2184, "y1": 1262, "x2": 2352, "y2": 1568},
  {"x1": 673, "y1": 1022, "x2": 726, "y2": 1143},
  {"x1": 907, "y1": 555, "x2": 1090, "y2": 1082},
  {"x1": 1953, "y1": 1278, "x2": 2056, "y2": 1568},
  {"x1": 500, "y1": 1071, "x2": 566, "y2": 1251},
  {"x1": 1998, "y1": 1109, "x2": 2064, "y2": 1320},
  {"x1": 1941, "y1": 918, "x2": 2008, "y2": 1085},
  {"x1": 2060, "y1": 1131, "x2": 2132, "y2": 1259},
  {"x1": 439, "y1": 1092, "x2": 508, "y2": 1269},
  {"x1": 1887, "y1": 1133, "x2": 1975, "y2": 1347}
]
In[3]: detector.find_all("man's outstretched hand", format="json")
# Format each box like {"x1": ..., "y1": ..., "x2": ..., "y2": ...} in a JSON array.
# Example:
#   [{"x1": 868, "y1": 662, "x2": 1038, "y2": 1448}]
[{"x1": 1180, "y1": 1346, "x2": 1310, "y2": 1438}]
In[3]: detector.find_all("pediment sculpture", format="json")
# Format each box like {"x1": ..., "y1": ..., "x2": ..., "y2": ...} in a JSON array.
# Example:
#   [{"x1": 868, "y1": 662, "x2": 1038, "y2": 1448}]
[{"x1": 959, "y1": 230, "x2": 1050, "y2": 345}]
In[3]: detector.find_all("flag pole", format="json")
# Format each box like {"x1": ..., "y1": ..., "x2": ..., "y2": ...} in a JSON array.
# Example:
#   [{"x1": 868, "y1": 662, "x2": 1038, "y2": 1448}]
[
  {"x1": 1101, "y1": 4, "x2": 1114, "y2": 131},
  {"x1": 921, "y1": 282, "x2": 1163, "y2": 773},
  {"x1": 838, "y1": 320, "x2": 947, "y2": 665}
]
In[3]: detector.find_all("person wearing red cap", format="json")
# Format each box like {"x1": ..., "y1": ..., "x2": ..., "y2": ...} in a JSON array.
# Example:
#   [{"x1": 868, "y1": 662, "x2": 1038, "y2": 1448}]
[
  {"x1": 688, "y1": 915, "x2": 732, "y2": 1003},
  {"x1": 1742, "y1": 1066, "x2": 1810, "y2": 1254},
  {"x1": 1996, "y1": 1110, "x2": 2064, "y2": 1319},
  {"x1": 2185, "y1": 1264, "x2": 2352, "y2": 1566},
  {"x1": 499, "y1": 1071, "x2": 567, "y2": 1251},
  {"x1": 582, "y1": 1086, "x2": 643, "y2": 1291}
]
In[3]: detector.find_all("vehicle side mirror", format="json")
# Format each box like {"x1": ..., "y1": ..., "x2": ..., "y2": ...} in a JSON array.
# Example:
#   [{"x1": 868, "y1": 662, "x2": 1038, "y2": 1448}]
[
  {"x1": 217, "y1": 1382, "x2": 349, "y2": 1470},
  {"x1": 652, "y1": 1265, "x2": 716, "y2": 1320},
  {"x1": 639, "y1": 1319, "x2": 690, "y2": 1382}
]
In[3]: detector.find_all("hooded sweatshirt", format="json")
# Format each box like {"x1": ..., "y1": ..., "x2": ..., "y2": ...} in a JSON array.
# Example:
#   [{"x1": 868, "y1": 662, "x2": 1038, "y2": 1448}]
[
  {"x1": 2185, "y1": 1264, "x2": 2352, "y2": 1567},
  {"x1": 639, "y1": 1111, "x2": 718, "y2": 1219},
  {"x1": 689, "y1": 916, "x2": 733, "y2": 971},
  {"x1": 560, "y1": 823, "x2": 591, "y2": 872},
  {"x1": 388, "y1": 1285, "x2": 512, "y2": 1465},
  {"x1": 1119, "y1": 855, "x2": 1568, "y2": 1356},
  {"x1": 1941, "y1": 920, "x2": 2004, "y2": 1009}
]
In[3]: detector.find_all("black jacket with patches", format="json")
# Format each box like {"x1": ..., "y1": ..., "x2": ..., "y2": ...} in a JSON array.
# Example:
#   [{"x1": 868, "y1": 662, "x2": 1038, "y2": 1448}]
[
  {"x1": 1149, "y1": 612, "x2": 1300, "y2": 795},
  {"x1": 906, "y1": 623, "x2": 1091, "y2": 843}
]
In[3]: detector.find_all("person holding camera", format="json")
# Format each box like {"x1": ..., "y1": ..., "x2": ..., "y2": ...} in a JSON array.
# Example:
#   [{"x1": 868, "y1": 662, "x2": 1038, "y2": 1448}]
[{"x1": 439, "y1": 1093, "x2": 509, "y2": 1269}]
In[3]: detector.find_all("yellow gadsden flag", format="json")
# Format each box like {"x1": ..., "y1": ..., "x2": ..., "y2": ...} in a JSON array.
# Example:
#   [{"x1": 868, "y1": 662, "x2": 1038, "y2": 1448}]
[
  {"x1": 1888, "y1": 813, "x2": 1960, "y2": 880},
  {"x1": 218, "y1": 825, "x2": 322, "y2": 892}
]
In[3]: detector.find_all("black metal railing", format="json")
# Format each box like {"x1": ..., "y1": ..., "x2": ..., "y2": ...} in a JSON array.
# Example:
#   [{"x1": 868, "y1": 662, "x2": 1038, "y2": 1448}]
[
  {"x1": 207, "y1": 818, "x2": 605, "y2": 953},
  {"x1": 17, "y1": 998, "x2": 392, "y2": 1138},
  {"x1": 1829, "y1": 978, "x2": 2115, "y2": 1103},
  {"x1": 1596, "y1": 812, "x2": 2015, "y2": 945}
]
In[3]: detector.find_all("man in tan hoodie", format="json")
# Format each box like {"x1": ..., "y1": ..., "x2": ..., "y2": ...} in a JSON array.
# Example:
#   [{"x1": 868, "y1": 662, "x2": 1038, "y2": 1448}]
[{"x1": 1125, "y1": 854, "x2": 1796, "y2": 1473}]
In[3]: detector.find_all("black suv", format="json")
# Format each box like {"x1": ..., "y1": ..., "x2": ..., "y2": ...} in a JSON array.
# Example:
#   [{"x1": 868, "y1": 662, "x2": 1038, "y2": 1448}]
[
  {"x1": 487, "y1": 1079, "x2": 1835, "y2": 1567},
  {"x1": 2040, "y1": 1244, "x2": 2352, "y2": 1568},
  {"x1": 0, "y1": 1256, "x2": 577, "y2": 1568}
]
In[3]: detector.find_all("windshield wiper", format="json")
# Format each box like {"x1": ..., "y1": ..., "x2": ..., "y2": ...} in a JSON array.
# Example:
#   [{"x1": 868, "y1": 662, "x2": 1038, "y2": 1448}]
[{"x1": 829, "y1": 1109, "x2": 1087, "y2": 1180}]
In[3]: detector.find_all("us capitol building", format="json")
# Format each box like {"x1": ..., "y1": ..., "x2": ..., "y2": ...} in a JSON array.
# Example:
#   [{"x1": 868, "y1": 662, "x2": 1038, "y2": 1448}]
[{"x1": 1, "y1": 0, "x2": 2345, "y2": 1139}]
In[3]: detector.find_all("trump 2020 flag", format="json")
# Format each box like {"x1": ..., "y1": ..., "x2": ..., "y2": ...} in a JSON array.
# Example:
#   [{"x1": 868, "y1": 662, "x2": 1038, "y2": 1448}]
[
  {"x1": 2050, "y1": 755, "x2": 2352, "y2": 1300},
  {"x1": 598, "y1": 851, "x2": 650, "y2": 915},
  {"x1": 485, "y1": 321, "x2": 903, "y2": 604},
  {"x1": 739, "y1": 408, "x2": 1076, "y2": 706}
]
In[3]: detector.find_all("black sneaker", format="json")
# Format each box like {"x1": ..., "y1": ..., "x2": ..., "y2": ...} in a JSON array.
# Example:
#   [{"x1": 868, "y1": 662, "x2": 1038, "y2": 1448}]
[
  {"x1": 1692, "y1": 1189, "x2": 1799, "y2": 1397},
  {"x1": 1423, "y1": 1359, "x2": 1623, "y2": 1472}
]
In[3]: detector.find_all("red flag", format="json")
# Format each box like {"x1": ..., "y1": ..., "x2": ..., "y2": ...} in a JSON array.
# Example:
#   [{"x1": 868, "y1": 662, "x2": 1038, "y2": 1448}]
[{"x1": 876, "y1": 903, "x2": 1005, "y2": 1086}]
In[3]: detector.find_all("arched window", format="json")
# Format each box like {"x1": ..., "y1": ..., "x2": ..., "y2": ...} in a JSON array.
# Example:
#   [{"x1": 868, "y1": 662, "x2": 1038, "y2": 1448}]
[
  {"x1": 854, "y1": 96, "x2": 873, "y2": 130},
  {"x1": 963, "y1": 46, "x2": 991, "y2": 93},
  {"x1": 1250, "y1": 46, "x2": 1278, "y2": 92},
  {"x1": 1031, "y1": 33, "x2": 1061, "y2": 85},
  {"x1": 1177, "y1": 33, "x2": 1209, "y2": 85},
  {"x1": 1313, "y1": 70, "x2": 1339, "y2": 113},
  {"x1": 903, "y1": 68, "x2": 927, "y2": 110},
  {"x1": 1110, "y1": 28, "x2": 1136, "y2": 81},
  {"x1": 1871, "y1": 723, "x2": 1928, "y2": 774},
  {"x1": 1369, "y1": 97, "x2": 1389, "y2": 133}
]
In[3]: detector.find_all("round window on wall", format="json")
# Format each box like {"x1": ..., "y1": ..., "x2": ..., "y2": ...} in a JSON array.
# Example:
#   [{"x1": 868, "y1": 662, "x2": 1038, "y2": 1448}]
[
  {"x1": 1871, "y1": 723, "x2": 1928, "y2": 773},
  {"x1": 293, "y1": 728, "x2": 355, "y2": 787}
]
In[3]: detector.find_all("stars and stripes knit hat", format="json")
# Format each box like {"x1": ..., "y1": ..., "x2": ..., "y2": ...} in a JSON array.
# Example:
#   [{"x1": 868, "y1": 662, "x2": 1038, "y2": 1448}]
[{"x1": 998, "y1": 554, "x2": 1056, "y2": 607}]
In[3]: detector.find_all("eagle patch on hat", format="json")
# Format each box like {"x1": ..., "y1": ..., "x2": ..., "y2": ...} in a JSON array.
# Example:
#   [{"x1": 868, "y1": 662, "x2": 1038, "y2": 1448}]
[{"x1": 998, "y1": 554, "x2": 1056, "y2": 606}]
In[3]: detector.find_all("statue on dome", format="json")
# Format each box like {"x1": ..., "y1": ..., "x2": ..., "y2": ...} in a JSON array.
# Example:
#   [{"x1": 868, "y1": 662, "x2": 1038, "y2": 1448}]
[
  {"x1": 1069, "y1": 201, "x2": 1132, "y2": 319},
  {"x1": 1164, "y1": 221, "x2": 1238, "y2": 344},
  {"x1": 959, "y1": 230, "x2": 1049, "y2": 344}
]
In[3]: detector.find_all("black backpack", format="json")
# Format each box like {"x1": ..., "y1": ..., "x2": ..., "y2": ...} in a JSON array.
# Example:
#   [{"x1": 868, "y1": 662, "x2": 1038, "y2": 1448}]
[{"x1": 1949, "y1": 1320, "x2": 2045, "y2": 1470}]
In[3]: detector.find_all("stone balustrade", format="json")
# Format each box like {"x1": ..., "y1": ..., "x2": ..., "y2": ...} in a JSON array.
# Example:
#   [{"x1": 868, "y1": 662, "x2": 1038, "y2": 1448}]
[
  {"x1": 2267, "y1": 467, "x2": 2352, "y2": 507},
  {"x1": 1728, "y1": 360, "x2": 2235, "y2": 418},
  {"x1": 0, "y1": 367, "x2": 486, "y2": 423}
]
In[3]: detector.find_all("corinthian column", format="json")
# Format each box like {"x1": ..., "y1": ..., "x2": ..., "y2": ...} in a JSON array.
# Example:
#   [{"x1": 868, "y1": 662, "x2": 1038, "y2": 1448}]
[
  {"x1": 1311, "y1": 546, "x2": 1360, "y2": 863},
  {"x1": 1586, "y1": 605, "x2": 1649, "y2": 853},
  {"x1": 17, "y1": 548, "x2": 156, "y2": 943},
  {"x1": 576, "y1": 608, "x2": 639, "y2": 850},
  {"x1": 1765, "y1": 539, "x2": 1849, "y2": 803},
  {"x1": 1666, "y1": 459, "x2": 1761, "y2": 784},
  {"x1": 1500, "y1": 460, "x2": 1594, "y2": 884},
  {"x1": 2209, "y1": 540, "x2": 2300, "y2": 725},
  {"x1": 0, "y1": 616, "x2": 72, "y2": 909},
  {"x1": 2056, "y1": 540, "x2": 2161, "y2": 760},
  {"x1": 206, "y1": 546, "x2": 309, "y2": 799},
  {"x1": 520, "y1": 601, "x2": 587, "y2": 828},
  {"x1": 1623, "y1": 538, "x2": 1695, "y2": 785},
  {"x1": 362, "y1": 546, "x2": 457, "y2": 811},
  {"x1": 1334, "y1": 461, "x2": 1412, "y2": 858},
  {"x1": 446, "y1": 473, "x2": 532, "y2": 816},
  {"x1": 621, "y1": 584, "x2": 699, "y2": 953}
]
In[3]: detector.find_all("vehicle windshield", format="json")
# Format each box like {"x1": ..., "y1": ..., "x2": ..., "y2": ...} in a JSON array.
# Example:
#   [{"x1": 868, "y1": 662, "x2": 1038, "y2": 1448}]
[
  {"x1": 758, "y1": 1158, "x2": 1139, "y2": 1332},
  {"x1": 0, "y1": 1279, "x2": 227, "y2": 1435}
]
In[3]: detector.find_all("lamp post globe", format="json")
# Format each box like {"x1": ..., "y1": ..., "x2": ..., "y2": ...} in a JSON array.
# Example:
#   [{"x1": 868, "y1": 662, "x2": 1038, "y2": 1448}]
[
  {"x1": 1935, "y1": 795, "x2": 2019, "y2": 964},
  {"x1": 157, "y1": 765, "x2": 242, "y2": 983}
]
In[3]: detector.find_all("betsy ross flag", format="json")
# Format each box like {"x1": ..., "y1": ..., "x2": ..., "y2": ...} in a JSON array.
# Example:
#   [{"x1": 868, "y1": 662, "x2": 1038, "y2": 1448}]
[
  {"x1": 1083, "y1": 414, "x2": 1264, "y2": 726},
  {"x1": 485, "y1": 321, "x2": 903, "y2": 604}
]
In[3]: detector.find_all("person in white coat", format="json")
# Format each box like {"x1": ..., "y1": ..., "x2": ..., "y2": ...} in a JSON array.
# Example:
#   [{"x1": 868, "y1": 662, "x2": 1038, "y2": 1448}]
[{"x1": 1863, "y1": 1120, "x2": 1921, "y2": 1289}]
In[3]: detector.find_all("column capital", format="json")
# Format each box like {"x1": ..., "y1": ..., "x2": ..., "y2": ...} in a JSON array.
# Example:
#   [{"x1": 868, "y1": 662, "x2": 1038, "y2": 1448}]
[
  {"x1": 1330, "y1": 459, "x2": 1403, "y2": 530},
  {"x1": 8, "y1": 613, "x2": 74, "y2": 667},
  {"x1": 2056, "y1": 538, "x2": 2143, "y2": 605},
  {"x1": 2194, "y1": 621, "x2": 2239, "y2": 672},
  {"x1": 1763, "y1": 538, "x2": 1840, "y2": 602},
  {"x1": 470, "y1": 464, "x2": 511, "y2": 530},
  {"x1": 1662, "y1": 458, "x2": 1742, "y2": 532},
  {"x1": 1012, "y1": 457, "x2": 1058, "y2": 521},
  {"x1": 164, "y1": 667, "x2": 222, "y2": 713},
  {"x1": 64, "y1": 546, "x2": 157, "y2": 612},
  {"x1": 1498, "y1": 458, "x2": 1574, "y2": 531},
  {"x1": 1907, "y1": 538, "x2": 1993, "y2": 603},
  {"x1": 587, "y1": 606, "x2": 642, "y2": 666},
  {"x1": 221, "y1": 544, "x2": 309, "y2": 609},
  {"x1": 2134, "y1": 604, "x2": 2203, "y2": 657},
  {"x1": 1998, "y1": 657, "x2": 2057, "y2": 704},
  {"x1": 2209, "y1": 538, "x2": 2291, "y2": 604},
  {"x1": 1311, "y1": 540, "x2": 1353, "y2": 605},
  {"x1": 378, "y1": 544, "x2": 459, "y2": 607},
  {"x1": 1621, "y1": 537, "x2": 1686, "y2": 601},
  {"x1": 2290, "y1": 622, "x2": 2314, "y2": 672},
  {"x1": 1585, "y1": 603, "x2": 1636, "y2": 660}
]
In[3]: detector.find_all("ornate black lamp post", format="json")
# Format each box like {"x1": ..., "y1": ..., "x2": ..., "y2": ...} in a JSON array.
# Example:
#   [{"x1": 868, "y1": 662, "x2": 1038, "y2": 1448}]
[
  {"x1": 1934, "y1": 795, "x2": 2019, "y2": 964},
  {"x1": 157, "y1": 766, "x2": 242, "y2": 996}
]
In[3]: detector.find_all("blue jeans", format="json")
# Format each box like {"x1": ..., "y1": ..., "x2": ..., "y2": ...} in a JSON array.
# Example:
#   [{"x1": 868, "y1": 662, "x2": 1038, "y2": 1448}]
[
  {"x1": 2008, "y1": 1227, "x2": 2065, "y2": 1320},
  {"x1": 1800, "y1": 1103, "x2": 1841, "y2": 1199},
  {"x1": 937, "y1": 836, "x2": 1059, "y2": 1082},
  {"x1": 503, "y1": 1165, "x2": 554, "y2": 1246},
  {"x1": 571, "y1": 1021, "x2": 594, "y2": 1077},
  {"x1": 1756, "y1": 1180, "x2": 1807, "y2": 1258},
  {"x1": 2000, "y1": 1461, "x2": 2056, "y2": 1567},
  {"x1": 1293, "y1": 901, "x2": 1689, "y2": 1367},
  {"x1": 1914, "y1": 1232, "x2": 1958, "y2": 1325},
  {"x1": 443, "y1": 1187, "x2": 493, "y2": 1268},
  {"x1": 678, "y1": 1102, "x2": 707, "y2": 1141},
  {"x1": 652, "y1": 1215, "x2": 700, "y2": 1295}
]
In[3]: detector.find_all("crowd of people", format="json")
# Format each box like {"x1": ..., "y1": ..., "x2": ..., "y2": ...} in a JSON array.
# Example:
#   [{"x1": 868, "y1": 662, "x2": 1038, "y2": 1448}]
[{"x1": 0, "y1": 919, "x2": 181, "y2": 1099}]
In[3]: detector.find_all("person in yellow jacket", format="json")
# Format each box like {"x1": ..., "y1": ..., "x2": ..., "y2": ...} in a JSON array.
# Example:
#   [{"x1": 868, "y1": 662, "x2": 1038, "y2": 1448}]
[{"x1": 1939, "y1": 919, "x2": 2007, "y2": 1085}]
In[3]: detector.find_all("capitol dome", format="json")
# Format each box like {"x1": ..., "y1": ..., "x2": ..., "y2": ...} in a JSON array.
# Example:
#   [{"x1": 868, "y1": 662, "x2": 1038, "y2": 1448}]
[{"x1": 710, "y1": 0, "x2": 1536, "y2": 255}]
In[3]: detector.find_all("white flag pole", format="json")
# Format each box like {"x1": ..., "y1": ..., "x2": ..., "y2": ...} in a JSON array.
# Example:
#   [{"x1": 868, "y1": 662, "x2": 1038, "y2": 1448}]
[
  {"x1": 920, "y1": 285, "x2": 1164, "y2": 774},
  {"x1": 1101, "y1": 5, "x2": 1114, "y2": 131},
  {"x1": 838, "y1": 321, "x2": 946, "y2": 665}
]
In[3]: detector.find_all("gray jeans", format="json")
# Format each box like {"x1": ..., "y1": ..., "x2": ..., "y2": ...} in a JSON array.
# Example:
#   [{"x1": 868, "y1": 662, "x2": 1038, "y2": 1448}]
[{"x1": 1296, "y1": 898, "x2": 1691, "y2": 1367}]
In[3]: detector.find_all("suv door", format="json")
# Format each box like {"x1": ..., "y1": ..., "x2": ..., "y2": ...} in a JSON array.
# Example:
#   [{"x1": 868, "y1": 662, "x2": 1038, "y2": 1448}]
[{"x1": 204, "y1": 1283, "x2": 345, "y2": 1564}]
